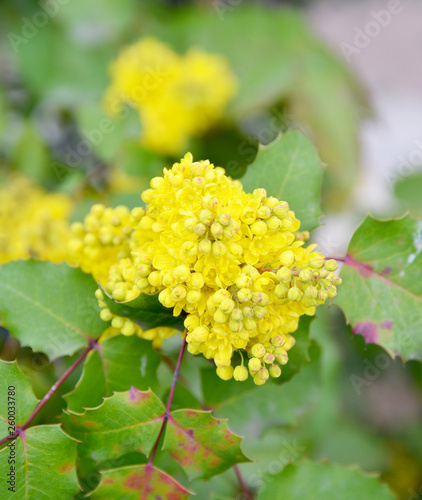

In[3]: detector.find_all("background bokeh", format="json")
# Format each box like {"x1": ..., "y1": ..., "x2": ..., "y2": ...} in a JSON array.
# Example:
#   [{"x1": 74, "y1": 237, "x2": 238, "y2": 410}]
[{"x1": 0, "y1": 1, "x2": 421, "y2": 499}]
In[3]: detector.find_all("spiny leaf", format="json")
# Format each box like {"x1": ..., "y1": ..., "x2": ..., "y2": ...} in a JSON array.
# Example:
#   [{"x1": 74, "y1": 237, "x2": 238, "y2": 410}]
[
  {"x1": 64, "y1": 336, "x2": 161, "y2": 414},
  {"x1": 0, "y1": 425, "x2": 79, "y2": 499},
  {"x1": 91, "y1": 464, "x2": 191, "y2": 499},
  {"x1": 0, "y1": 261, "x2": 105, "y2": 359},
  {"x1": 61, "y1": 388, "x2": 165, "y2": 467},
  {"x1": 0, "y1": 361, "x2": 38, "y2": 431},
  {"x1": 240, "y1": 131, "x2": 323, "y2": 232},
  {"x1": 101, "y1": 288, "x2": 185, "y2": 331},
  {"x1": 335, "y1": 215, "x2": 422, "y2": 360},
  {"x1": 164, "y1": 409, "x2": 249, "y2": 480},
  {"x1": 257, "y1": 460, "x2": 396, "y2": 500}
]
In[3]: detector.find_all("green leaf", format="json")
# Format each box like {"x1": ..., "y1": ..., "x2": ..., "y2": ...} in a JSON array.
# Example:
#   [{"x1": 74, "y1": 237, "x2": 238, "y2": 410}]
[
  {"x1": 0, "y1": 261, "x2": 106, "y2": 359},
  {"x1": 61, "y1": 389, "x2": 165, "y2": 467},
  {"x1": 91, "y1": 464, "x2": 191, "y2": 499},
  {"x1": 101, "y1": 289, "x2": 185, "y2": 331},
  {"x1": 240, "y1": 131, "x2": 323, "y2": 231},
  {"x1": 394, "y1": 172, "x2": 422, "y2": 218},
  {"x1": 335, "y1": 215, "x2": 422, "y2": 360},
  {"x1": 163, "y1": 410, "x2": 249, "y2": 480},
  {"x1": 0, "y1": 425, "x2": 79, "y2": 499},
  {"x1": 64, "y1": 336, "x2": 162, "y2": 413},
  {"x1": 0, "y1": 361, "x2": 38, "y2": 431},
  {"x1": 257, "y1": 460, "x2": 396, "y2": 500}
]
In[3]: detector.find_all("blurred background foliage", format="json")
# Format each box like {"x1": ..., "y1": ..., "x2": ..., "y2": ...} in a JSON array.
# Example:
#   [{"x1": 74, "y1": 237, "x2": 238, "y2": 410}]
[{"x1": 0, "y1": 1, "x2": 421, "y2": 499}]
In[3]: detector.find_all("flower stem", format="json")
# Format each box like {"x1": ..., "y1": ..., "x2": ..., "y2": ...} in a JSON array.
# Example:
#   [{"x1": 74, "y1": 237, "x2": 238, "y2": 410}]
[
  {"x1": 234, "y1": 464, "x2": 252, "y2": 500},
  {"x1": 0, "y1": 342, "x2": 94, "y2": 448},
  {"x1": 147, "y1": 332, "x2": 187, "y2": 466}
]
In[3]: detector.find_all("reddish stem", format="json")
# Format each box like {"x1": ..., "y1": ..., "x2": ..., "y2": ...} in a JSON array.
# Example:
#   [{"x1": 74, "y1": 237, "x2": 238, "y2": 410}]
[
  {"x1": 325, "y1": 256, "x2": 345, "y2": 262},
  {"x1": 234, "y1": 464, "x2": 252, "y2": 500},
  {"x1": 0, "y1": 343, "x2": 94, "y2": 448},
  {"x1": 147, "y1": 332, "x2": 187, "y2": 466}
]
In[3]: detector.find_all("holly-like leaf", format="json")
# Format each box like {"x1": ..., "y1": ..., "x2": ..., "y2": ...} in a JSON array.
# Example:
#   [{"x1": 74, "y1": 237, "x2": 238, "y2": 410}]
[
  {"x1": 240, "y1": 131, "x2": 323, "y2": 232},
  {"x1": 0, "y1": 361, "x2": 38, "y2": 433},
  {"x1": 64, "y1": 336, "x2": 162, "y2": 414},
  {"x1": 0, "y1": 261, "x2": 105, "y2": 360},
  {"x1": 61, "y1": 389, "x2": 165, "y2": 467},
  {"x1": 164, "y1": 409, "x2": 249, "y2": 480},
  {"x1": 91, "y1": 464, "x2": 191, "y2": 499},
  {"x1": 101, "y1": 288, "x2": 185, "y2": 331},
  {"x1": 0, "y1": 425, "x2": 79, "y2": 499},
  {"x1": 257, "y1": 460, "x2": 396, "y2": 500},
  {"x1": 335, "y1": 215, "x2": 422, "y2": 360}
]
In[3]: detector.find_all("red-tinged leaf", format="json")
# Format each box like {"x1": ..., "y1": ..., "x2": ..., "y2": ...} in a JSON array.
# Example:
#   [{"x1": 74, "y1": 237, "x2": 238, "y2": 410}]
[
  {"x1": 61, "y1": 388, "x2": 165, "y2": 466},
  {"x1": 91, "y1": 464, "x2": 192, "y2": 499},
  {"x1": 335, "y1": 215, "x2": 422, "y2": 360},
  {"x1": 164, "y1": 409, "x2": 249, "y2": 480}
]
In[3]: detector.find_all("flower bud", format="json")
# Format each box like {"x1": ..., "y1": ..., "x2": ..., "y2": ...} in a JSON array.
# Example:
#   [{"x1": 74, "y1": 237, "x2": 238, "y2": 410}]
[
  {"x1": 237, "y1": 288, "x2": 252, "y2": 303},
  {"x1": 171, "y1": 285, "x2": 187, "y2": 301},
  {"x1": 233, "y1": 365, "x2": 248, "y2": 381},
  {"x1": 198, "y1": 209, "x2": 213, "y2": 225},
  {"x1": 271, "y1": 335, "x2": 285, "y2": 347},
  {"x1": 186, "y1": 290, "x2": 202, "y2": 304},
  {"x1": 229, "y1": 320, "x2": 243, "y2": 333},
  {"x1": 243, "y1": 318, "x2": 257, "y2": 331},
  {"x1": 212, "y1": 241, "x2": 227, "y2": 256},
  {"x1": 257, "y1": 206, "x2": 271, "y2": 219},
  {"x1": 274, "y1": 348, "x2": 288, "y2": 365},
  {"x1": 218, "y1": 213, "x2": 231, "y2": 226},
  {"x1": 248, "y1": 357, "x2": 262, "y2": 373},
  {"x1": 220, "y1": 298, "x2": 235, "y2": 314},
  {"x1": 216, "y1": 366, "x2": 233, "y2": 381},
  {"x1": 251, "y1": 220, "x2": 268, "y2": 236},
  {"x1": 257, "y1": 367, "x2": 269, "y2": 381},
  {"x1": 242, "y1": 306, "x2": 254, "y2": 318},
  {"x1": 236, "y1": 275, "x2": 252, "y2": 288},
  {"x1": 192, "y1": 326, "x2": 209, "y2": 343},
  {"x1": 273, "y1": 202, "x2": 289, "y2": 218},
  {"x1": 251, "y1": 343, "x2": 266, "y2": 358},
  {"x1": 213, "y1": 289, "x2": 230, "y2": 305},
  {"x1": 274, "y1": 283, "x2": 288, "y2": 299},
  {"x1": 100, "y1": 309, "x2": 112, "y2": 322},
  {"x1": 325, "y1": 259, "x2": 338, "y2": 272},
  {"x1": 231, "y1": 308, "x2": 244, "y2": 321},
  {"x1": 211, "y1": 222, "x2": 223, "y2": 238},
  {"x1": 327, "y1": 286, "x2": 337, "y2": 299},
  {"x1": 253, "y1": 374, "x2": 266, "y2": 386},
  {"x1": 184, "y1": 315, "x2": 199, "y2": 329},
  {"x1": 172, "y1": 264, "x2": 190, "y2": 282},
  {"x1": 309, "y1": 258, "x2": 325, "y2": 269},
  {"x1": 199, "y1": 238, "x2": 212, "y2": 254},
  {"x1": 263, "y1": 353, "x2": 275, "y2": 364},
  {"x1": 269, "y1": 364, "x2": 282, "y2": 378},
  {"x1": 251, "y1": 292, "x2": 269, "y2": 305},
  {"x1": 135, "y1": 278, "x2": 149, "y2": 290},
  {"x1": 193, "y1": 223, "x2": 207, "y2": 236},
  {"x1": 318, "y1": 289, "x2": 328, "y2": 301},
  {"x1": 187, "y1": 273, "x2": 204, "y2": 290},
  {"x1": 305, "y1": 286, "x2": 318, "y2": 299},
  {"x1": 253, "y1": 188, "x2": 267, "y2": 199},
  {"x1": 253, "y1": 306, "x2": 267, "y2": 319},
  {"x1": 287, "y1": 287, "x2": 302, "y2": 302},
  {"x1": 276, "y1": 267, "x2": 292, "y2": 283},
  {"x1": 214, "y1": 309, "x2": 229, "y2": 324},
  {"x1": 266, "y1": 216, "x2": 281, "y2": 231},
  {"x1": 279, "y1": 250, "x2": 295, "y2": 267},
  {"x1": 299, "y1": 269, "x2": 314, "y2": 282}
]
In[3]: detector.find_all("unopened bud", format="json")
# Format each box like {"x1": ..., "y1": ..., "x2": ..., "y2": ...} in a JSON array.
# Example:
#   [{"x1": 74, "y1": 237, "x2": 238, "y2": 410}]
[
  {"x1": 233, "y1": 365, "x2": 248, "y2": 381},
  {"x1": 248, "y1": 357, "x2": 262, "y2": 372},
  {"x1": 277, "y1": 267, "x2": 292, "y2": 283},
  {"x1": 325, "y1": 259, "x2": 338, "y2": 272},
  {"x1": 199, "y1": 238, "x2": 212, "y2": 254},
  {"x1": 251, "y1": 343, "x2": 266, "y2": 358},
  {"x1": 287, "y1": 287, "x2": 302, "y2": 301},
  {"x1": 214, "y1": 309, "x2": 229, "y2": 324},
  {"x1": 273, "y1": 202, "x2": 289, "y2": 218},
  {"x1": 216, "y1": 366, "x2": 233, "y2": 381},
  {"x1": 269, "y1": 365, "x2": 282, "y2": 378}
]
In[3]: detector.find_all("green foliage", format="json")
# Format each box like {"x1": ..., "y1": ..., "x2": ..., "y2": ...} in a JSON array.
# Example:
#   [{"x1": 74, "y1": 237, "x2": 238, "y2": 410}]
[
  {"x1": 0, "y1": 261, "x2": 105, "y2": 359},
  {"x1": 64, "y1": 335, "x2": 161, "y2": 413},
  {"x1": 92, "y1": 464, "x2": 192, "y2": 499},
  {"x1": 102, "y1": 289, "x2": 185, "y2": 331},
  {"x1": 258, "y1": 461, "x2": 396, "y2": 500},
  {"x1": 241, "y1": 132, "x2": 323, "y2": 231},
  {"x1": 335, "y1": 215, "x2": 422, "y2": 360}
]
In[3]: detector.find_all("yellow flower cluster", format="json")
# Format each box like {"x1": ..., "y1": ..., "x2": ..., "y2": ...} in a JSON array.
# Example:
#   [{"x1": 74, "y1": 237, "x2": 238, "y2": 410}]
[
  {"x1": 103, "y1": 37, "x2": 238, "y2": 155},
  {"x1": 0, "y1": 176, "x2": 72, "y2": 264},
  {"x1": 95, "y1": 153, "x2": 341, "y2": 384}
]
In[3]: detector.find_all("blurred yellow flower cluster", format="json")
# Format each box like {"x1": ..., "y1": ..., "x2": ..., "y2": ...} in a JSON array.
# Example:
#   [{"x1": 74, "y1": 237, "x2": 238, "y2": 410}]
[
  {"x1": 73, "y1": 153, "x2": 341, "y2": 383},
  {"x1": 0, "y1": 176, "x2": 72, "y2": 265},
  {"x1": 103, "y1": 37, "x2": 238, "y2": 155}
]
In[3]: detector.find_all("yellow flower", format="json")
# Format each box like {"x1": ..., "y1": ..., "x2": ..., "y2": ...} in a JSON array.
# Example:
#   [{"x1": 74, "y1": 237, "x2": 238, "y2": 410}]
[
  {"x1": 101, "y1": 153, "x2": 341, "y2": 383},
  {"x1": 103, "y1": 37, "x2": 238, "y2": 155},
  {"x1": 0, "y1": 176, "x2": 72, "y2": 264}
]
